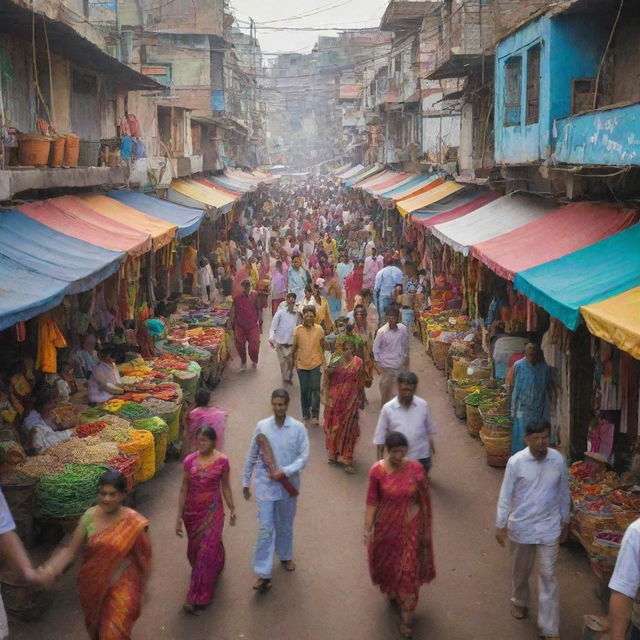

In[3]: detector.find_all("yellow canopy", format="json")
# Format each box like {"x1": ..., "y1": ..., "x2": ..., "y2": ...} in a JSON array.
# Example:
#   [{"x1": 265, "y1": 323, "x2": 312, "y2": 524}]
[
  {"x1": 396, "y1": 181, "x2": 464, "y2": 217},
  {"x1": 170, "y1": 179, "x2": 236, "y2": 210},
  {"x1": 581, "y1": 287, "x2": 640, "y2": 360},
  {"x1": 81, "y1": 195, "x2": 177, "y2": 249}
]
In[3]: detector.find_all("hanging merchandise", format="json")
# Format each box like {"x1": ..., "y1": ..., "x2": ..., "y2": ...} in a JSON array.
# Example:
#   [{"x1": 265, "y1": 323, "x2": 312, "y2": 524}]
[{"x1": 35, "y1": 312, "x2": 67, "y2": 374}]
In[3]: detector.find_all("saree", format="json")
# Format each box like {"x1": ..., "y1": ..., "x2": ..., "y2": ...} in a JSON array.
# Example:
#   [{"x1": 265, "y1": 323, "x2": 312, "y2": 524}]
[
  {"x1": 78, "y1": 510, "x2": 151, "y2": 640},
  {"x1": 366, "y1": 460, "x2": 435, "y2": 611},
  {"x1": 182, "y1": 453, "x2": 229, "y2": 606},
  {"x1": 323, "y1": 356, "x2": 363, "y2": 463}
]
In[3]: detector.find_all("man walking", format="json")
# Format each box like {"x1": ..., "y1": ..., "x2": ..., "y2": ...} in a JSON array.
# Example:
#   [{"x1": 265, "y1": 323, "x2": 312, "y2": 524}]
[
  {"x1": 291, "y1": 306, "x2": 325, "y2": 426},
  {"x1": 373, "y1": 304, "x2": 409, "y2": 407},
  {"x1": 510, "y1": 343, "x2": 554, "y2": 454},
  {"x1": 269, "y1": 292, "x2": 298, "y2": 385},
  {"x1": 287, "y1": 255, "x2": 310, "y2": 304},
  {"x1": 373, "y1": 371, "x2": 436, "y2": 475},
  {"x1": 495, "y1": 421, "x2": 570, "y2": 640},
  {"x1": 373, "y1": 258, "x2": 403, "y2": 320},
  {"x1": 363, "y1": 246, "x2": 383, "y2": 289},
  {"x1": 243, "y1": 389, "x2": 309, "y2": 592},
  {"x1": 232, "y1": 279, "x2": 261, "y2": 369}
]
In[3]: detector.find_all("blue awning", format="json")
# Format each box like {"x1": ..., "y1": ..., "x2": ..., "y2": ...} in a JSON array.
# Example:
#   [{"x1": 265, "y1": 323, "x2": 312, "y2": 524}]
[
  {"x1": 0, "y1": 254, "x2": 68, "y2": 330},
  {"x1": 378, "y1": 174, "x2": 426, "y2": 198},
  {"x1": 0, "y1": 209, "x2": 124, "y2": 295},
  {"x1": 514, "y1": 222, "x2": 640, "y2": 330},
  {"x1": 209, "y1": 175, "x2": 253, "y2": 194},
  {"x1": 107, "y1": 191, "x2": 204, "y2": 239}
]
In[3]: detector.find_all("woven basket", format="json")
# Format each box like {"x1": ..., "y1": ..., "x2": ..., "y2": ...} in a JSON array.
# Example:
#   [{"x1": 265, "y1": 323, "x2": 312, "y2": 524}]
[
  {"x1": 611, "y1": 505, "x2": 640, "y2": 531},
  {"x1": 118, "y1": 430, "x2": 156, "y2": 483},
  {"x1": 465, "y1": 404, "x2": 483, "y2": 437},
  {"x1": 479, "y1": 428, "x2": 511, "y2": 456},
  {"x1": 573, "y1": 505, "x2": 616, "y2": 553},
  {"x1": 430, "y1": 340, "x2": 449, "y2": 370},
  {"x1": 485, "y1": 453, "x2": 510, "y2": 467},
  {"x1": 591, "y1": 530, "x2": 623, "y2": 558},
  {"x1": 451, "y1": 358, "x2": 471, "y2": 382},
  {"x1": 479, "y1": 407, "x2": 513, "y2": 433},
  {"x1": 589, "y1": 553, "x2": 616, "y2": 582}
]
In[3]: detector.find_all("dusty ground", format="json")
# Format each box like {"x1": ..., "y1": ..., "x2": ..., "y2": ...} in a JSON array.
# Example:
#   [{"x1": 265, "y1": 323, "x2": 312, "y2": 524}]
[{"x1": 10, "y1": 333, "x2": 604, "y2": 640}]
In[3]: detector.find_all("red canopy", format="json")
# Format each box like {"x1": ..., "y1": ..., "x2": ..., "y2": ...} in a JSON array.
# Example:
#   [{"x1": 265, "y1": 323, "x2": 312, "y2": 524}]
[
  {"x1": 417, "y1": 191, "x2": 500, "y2": 228},
  {"x1": 18, "y1": 196, "x2": 152, "y2": 257},
  {"x1": 472, "y1": 201, "x2": 640, "y2": 281}
]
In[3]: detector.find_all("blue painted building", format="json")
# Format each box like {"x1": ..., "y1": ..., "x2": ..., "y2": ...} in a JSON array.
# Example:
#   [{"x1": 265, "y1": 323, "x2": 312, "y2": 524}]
[{"x1": 494, "y1": 5, "x2": 624, "y2": 166}]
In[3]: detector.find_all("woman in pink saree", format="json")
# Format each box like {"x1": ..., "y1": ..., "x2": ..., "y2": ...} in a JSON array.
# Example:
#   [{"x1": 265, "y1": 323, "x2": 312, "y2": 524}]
[
  {"x1": 364, "y1": 431, "x2": 435, "y2": 638},
  {"x1": 176, "y1": 425, "x2": 236, "y2": 614}
]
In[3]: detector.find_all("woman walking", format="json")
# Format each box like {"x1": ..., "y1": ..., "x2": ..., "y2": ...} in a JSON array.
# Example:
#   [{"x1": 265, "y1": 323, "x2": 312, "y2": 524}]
[
  {"x1": 176, "y1": 426, "x2": 236, "y2": 615},
  {"x1": 364, "y1": 431, "x2": 435, "y2": 638},
  {"x1": 270, "y1": 259, "x2": 288, "y2": 315},
  {"x1": 41, "y1": 470, "x2": 152, "y2": 640},
  {"x1": 184, "y1": 388, "x2": 227, "y2": 454},
  {"x1": 323, "y1": 339, "x2": 364, "y2": 474}
]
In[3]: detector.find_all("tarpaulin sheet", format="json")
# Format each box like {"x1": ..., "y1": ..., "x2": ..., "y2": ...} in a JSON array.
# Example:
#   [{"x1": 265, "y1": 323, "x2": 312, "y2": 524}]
[
  {"x1": 352, "y1": 169, "x2": 394, "y2": 190},
  {"x1": 378, "y1": 174, "x2": 428, "y2": 198},
  {"x1": 344, "y1": 165, "x2": 383, "y2": 187},
  {"x1": 0, "y1": 209, "x2": 124, "y2": 295},
  {"x1": 397, "y1": 181, "x2": 464, "y2": 216},
  {"x1": 338, "y1": 163, "x2": 363, "y2": 179},
  {"x1": 365, "y1": 172, "x2": 413, "y2": 195},
  {"x1": 81, "y1": 195, "x2": 177, "y2": 249},
  {"x1": 0, "y1": 254, "x2": 68, "y2": 330},
  {"x1": 334, "y1": 162, "x2": 356, "y2": 177},
  {"x1": 209, "y1": 175, "x2": 253, "y2": 194},
  {"x1": 581, "y1": 287, "x2": 640, "y2": 360},
  {"x1": 194, "y1": 178, "x2": 241, "y2": 199},
  {"x1": 514, "y1": 223, "x2": 640, "y2": 330},
  {"x1": 107, "y1": 191, "x2": 205, "y2": 239},
  {"x1": 472, "y1": 201, "x2": 640, "y2": 281},
  {"x1": 416, "y1": 191, "x2": 500, "y2": 228},
  {"x1": 18, "y1": 196, "x2": 151, "y2": 257},
  {"x1": 169, "y1": 180, "x2": 237, "y2": 212},
  {"x1": 432, "y1": 193, "x2": 556, "y2": 256},
  {"x1": 410, "y1": 189, "x2": 495, "y2": 225}
]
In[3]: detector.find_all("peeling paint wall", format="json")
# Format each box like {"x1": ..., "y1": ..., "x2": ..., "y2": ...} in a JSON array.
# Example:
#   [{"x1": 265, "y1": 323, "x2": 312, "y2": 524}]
[{"x1": 553, "y1": 104, "x2": 640, "y2": 166}]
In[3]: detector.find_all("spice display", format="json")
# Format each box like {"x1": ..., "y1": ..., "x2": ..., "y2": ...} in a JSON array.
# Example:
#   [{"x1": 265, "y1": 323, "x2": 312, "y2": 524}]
[
  {"x1": 118, "y1": 430, "x2": 155, "y2": 483},
  {"x1": 76, "y1": 421, "x2": 108, "y2": 438},
  {"x1": 16, "y1": 455, "x2": 65, "y2": 479}
]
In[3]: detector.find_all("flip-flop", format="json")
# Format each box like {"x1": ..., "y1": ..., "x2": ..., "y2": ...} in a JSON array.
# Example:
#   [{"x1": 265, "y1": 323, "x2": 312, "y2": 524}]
[
  {"x1": 281, "y1": 560, "x2": 296, "y2": 572},
  {"x1": 327, "y1": 458, "x2": 338, "y2": 466},
  {"x1": 183, "y1": 604, "x2": 203, "y2": 616},
  {"x1": 253, "y1": 578, "x2": 272, "y2": 591},
  {"x1": 344, "y1": 465, "x2": 356, "y2": 474},
  {"x1": 399, "y1": 623, "x2": 413, "y2": 638}
]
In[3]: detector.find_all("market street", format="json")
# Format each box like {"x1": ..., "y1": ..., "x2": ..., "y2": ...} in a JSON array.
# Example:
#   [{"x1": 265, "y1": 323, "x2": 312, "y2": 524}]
[{"x1": 10, "y1": 332, "x2": 601, "y2": 640}]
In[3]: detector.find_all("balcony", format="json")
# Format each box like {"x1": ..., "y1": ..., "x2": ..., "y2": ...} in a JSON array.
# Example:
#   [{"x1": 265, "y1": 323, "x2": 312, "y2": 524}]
[
  {"x1": 380, "y1": 1, "x2": 429, "y2": 32},
  {"x1": 428, "y1": 1, "x2": 494, "y2": 80},
  {"x1": 553, "y1": 102, "x2": 640, "y2": 166}
]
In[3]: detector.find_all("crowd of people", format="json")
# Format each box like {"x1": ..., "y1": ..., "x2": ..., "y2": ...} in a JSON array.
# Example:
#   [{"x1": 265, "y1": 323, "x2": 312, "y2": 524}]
[{"x1": 1, "y1": 176, "x2": 638, "y2": 640}]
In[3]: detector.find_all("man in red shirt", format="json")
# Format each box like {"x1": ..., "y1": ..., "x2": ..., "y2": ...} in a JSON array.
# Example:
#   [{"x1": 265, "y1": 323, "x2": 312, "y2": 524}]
[{"x1": 232, "y1": 279, "x2": 261, "y2": 369}]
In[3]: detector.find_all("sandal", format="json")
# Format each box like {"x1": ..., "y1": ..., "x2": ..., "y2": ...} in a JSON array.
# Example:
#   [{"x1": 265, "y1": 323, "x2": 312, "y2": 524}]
[
  {"x1": 281, "y1": 560, "x2": 296, "y2": 572},
  {"x1": 327, "y1": 458, "x2": 338, "y2": 466},
  {"x1": 344, "y1": 465, "x2": 356, "y2": 475},
  {"x1": 399, "y1": 623, "x2": 413, "y2": 638},
  {"x1": 253, "y1": 577, "x2": 272, "y2": 591},
  {"x1": 183, "y1": 603, "x2": 203, "y2": 616},
  {"x1": 511, "y1": 604, "x2": 528, "y2": 620}
]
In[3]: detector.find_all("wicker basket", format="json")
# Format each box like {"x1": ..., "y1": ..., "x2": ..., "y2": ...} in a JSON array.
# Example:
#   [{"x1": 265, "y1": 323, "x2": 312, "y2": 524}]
[
  {"x1": 611, "y1": 505, "x2": 640, "y2": 531},
  {"x1": 451, "y1": 357, "x2": 471, "y2": 381},
  {"x1": 479, "y1": 428, "x2": 511, "y2": 455},
  {"x1": 573, "y1": 505, "x2": 617, "y2": 553},
  {"x1": 591, "y1": 530, "x2": 623, "y2": 558},
  {"x1": 430, "y1": 340, "x2": 450, "y2": 370},
  {"x1": 485, "y1": 453, "x2": 510, "y2": 467},
  {"x1": 465, "y1": 404, "x2": 483, "y2": 437}
]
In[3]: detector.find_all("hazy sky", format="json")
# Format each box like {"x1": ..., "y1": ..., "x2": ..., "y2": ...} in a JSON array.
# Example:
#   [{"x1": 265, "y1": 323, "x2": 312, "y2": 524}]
[{"x1": 229, "y1": 0, "x2": 389, "y2": 55}]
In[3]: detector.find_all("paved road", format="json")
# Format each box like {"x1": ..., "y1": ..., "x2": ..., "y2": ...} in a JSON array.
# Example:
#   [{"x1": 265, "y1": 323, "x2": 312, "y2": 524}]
[{"x1": 11, "y1": 333, "x2": 603, "y2": 640}]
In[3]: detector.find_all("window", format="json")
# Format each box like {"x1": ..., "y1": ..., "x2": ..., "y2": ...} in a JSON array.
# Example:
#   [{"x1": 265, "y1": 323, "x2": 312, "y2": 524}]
[
  {"x1": 504, "y1": 56, "x2": 522, "y2": 127},
  {"x1": 572, "y1": 78, "x2": 595, "y2": 115},
  {"x1": 526, "y1": 44, "x2": 541, "y2": 125}
]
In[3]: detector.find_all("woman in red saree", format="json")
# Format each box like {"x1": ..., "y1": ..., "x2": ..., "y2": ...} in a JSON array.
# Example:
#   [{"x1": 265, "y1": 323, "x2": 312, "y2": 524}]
[
  {"x1": 176, "y1": 425, "x2": 236, "y2": 614},
  {"x1": 364, "y1": 431, "x2": 435, "y2": 639},
  {"x1": 42, "y1": 471, "x2": 152, "y2": 640},
  {"x1": 344, "y1": 260, "x2": 364, "y2": 311},
  {"x1": 323, "y1": 339, "x2": 364, "y2": 474}
]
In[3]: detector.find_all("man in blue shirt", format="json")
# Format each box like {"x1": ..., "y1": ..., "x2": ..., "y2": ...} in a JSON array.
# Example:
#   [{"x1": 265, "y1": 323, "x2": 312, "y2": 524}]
[
  {"x1": 243, "y1": 388, "x2": 310, "y2": 591},
  {"x1": 374, "y1": 258, "x2": 404, "y2": 320}
]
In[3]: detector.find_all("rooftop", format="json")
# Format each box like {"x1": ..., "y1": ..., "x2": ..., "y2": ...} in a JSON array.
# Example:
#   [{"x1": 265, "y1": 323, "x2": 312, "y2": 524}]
[{"x1": 380, "y1": 1, "x2": 431, "y2": 32}]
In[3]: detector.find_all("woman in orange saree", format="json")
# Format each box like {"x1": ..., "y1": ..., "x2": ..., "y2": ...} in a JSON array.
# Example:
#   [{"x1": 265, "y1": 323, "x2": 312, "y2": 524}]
[
  {"x1": 323, "y1": 339, "x2": 364, "y2": 474},
  {"x1": 364, "y1": 431, "x2": 435, "y2": 639},
  {"x1": 41, "y1": 471, "x2": 152, "y2": 640}
]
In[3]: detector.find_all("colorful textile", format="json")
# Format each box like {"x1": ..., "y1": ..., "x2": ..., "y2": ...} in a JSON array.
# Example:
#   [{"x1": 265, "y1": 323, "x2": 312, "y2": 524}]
[
  {"x1": 182, "y1": 453, "x2": 229, "y2": 606},
  {"x1": 36, "y1": 312, "x2": 67, "y2": 373},
  {"x1": 366, "y1": 460, "x2": 435, "y2": 610},
  {"x1": 78, "y1": 509, "x2": 151, "y2": 640},
  {"x1": 323, "y1": 356, "x2": 363, "y2": 463}
]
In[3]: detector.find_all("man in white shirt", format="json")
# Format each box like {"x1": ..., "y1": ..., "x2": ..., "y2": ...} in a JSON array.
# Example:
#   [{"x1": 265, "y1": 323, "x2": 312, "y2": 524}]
[
  {"x1": 373, "y1": 304, "x2": 409, "y2": 407},
  {"x1": 608, "y1": 518, "x2": 640, "y2": 640},
  {"x1": 374, "y1": 259, "x2": 404, "y2": 320},
  {"x1": 373, "y1": 371, "x2": 435, "y2": 475},
  {"x1": 495, "y1": 421, "x2": 570, "y2": 640},
  {"x1": 269, "y1": 293, "x2": 299, "y2": 385}
]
